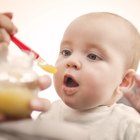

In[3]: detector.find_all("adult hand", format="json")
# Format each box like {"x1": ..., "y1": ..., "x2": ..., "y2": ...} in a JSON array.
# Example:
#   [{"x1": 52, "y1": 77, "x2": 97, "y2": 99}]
[
  {"x1": 30, "y1": 75, "x2": 52, "y2": 112},
  {"x1": 0, "y1": 75, "x2": 52, "y2": 121},
  {"x1": 0, "y1": 12, "x2": 17, "y2": 47},
  {"x1": 0, "y1": 12, "x2": 52, "y2": 120},
  {"x1": 124, "y1": 74, "x2": 140, "y2": 113}
]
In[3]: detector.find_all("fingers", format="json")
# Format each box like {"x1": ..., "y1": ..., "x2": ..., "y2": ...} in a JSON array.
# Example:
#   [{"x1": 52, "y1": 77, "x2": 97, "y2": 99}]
[
  {"x1": 37, "y1": 75, "x2": 52, "y2": 90},
  {"x1": 30, "y1": 97, "x2": 51, "y2": 112},
  {"x1": 3, "y1": 12, "x2": 13, "y2": 19},
  {"x1": 125, "y1": 73, "x2": 140, "y2": 112},
  {"x1": 29, "y1": 75, "x2": 52, "y2": 112},
  {"x1": 124, "y1": 73, "x2": 140, "y2": 113},
  {"x1": 124, "y1": 92, "x2": 140, "y2": 112},
  {"x1": 134, "y1": 74, "x2": 140, "y2": 87},
  {"x1": 0, "y1": 12, "x2": 18, "y2": 51},
  {"x1": 0, "y1": 27, "x2": 13, "y2": 59},
  {"x1": 0, "y1": 13, "x2": 17, "y2": 35},
  {"x1": 0, "y1": 28, "x2": 11, "y2": 46}
]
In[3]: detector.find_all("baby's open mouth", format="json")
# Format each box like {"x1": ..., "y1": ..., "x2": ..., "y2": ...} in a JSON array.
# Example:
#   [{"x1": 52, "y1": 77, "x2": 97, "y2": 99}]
[{"x1": 64, "y1": 75, "x2": 79, "y2": 87}]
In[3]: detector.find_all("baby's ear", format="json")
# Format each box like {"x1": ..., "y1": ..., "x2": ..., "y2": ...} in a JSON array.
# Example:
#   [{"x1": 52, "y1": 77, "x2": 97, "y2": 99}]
[
  {"x1": 114, "y1": 70, "x2": 135, "y2": 102},
  {"x1": 120, "y1": 69, "x2": 135, "y2": 90}
]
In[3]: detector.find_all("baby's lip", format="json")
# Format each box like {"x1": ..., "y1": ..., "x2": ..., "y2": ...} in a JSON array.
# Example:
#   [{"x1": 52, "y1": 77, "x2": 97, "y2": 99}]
[{"x1": 63, "y1": 74, "x2": 79, "y2": 88}]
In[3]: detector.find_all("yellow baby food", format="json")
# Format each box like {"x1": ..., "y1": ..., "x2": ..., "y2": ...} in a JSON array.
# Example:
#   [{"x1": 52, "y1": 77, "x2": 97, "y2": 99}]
[
  {"x1": 0, "y1": 86, "x2": 33, "y2": 118},
  {"x1": 38, "y1": 64, "x2": 57, "y2": 74},
  {"x1": 37, "y1": 57, "x2": 57, "y2": 74}
]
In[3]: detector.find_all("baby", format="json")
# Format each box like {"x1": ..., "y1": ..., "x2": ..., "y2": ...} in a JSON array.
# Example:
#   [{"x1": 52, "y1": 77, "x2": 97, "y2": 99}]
[
  {"x1": 40, "y1": 12, "x2": 140, "y2": 139},
  {"x1": 0, "y1": 12, "x2": 140, "y2": 140}
]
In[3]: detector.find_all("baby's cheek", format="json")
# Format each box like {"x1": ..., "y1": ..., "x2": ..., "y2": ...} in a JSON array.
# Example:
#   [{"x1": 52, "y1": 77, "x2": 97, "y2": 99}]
[
  {"x1": 53, "y1": 72, "x2": 62, "y2": 91},
  {"x1": 81, "y1": 86, "x2": 101, "y2": 105}
]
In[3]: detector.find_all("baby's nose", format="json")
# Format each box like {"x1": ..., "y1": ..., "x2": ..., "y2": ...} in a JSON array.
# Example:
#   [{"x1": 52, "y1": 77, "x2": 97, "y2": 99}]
[{"x1": 66, "y1": 59, "x2": 81, "y2": 70}]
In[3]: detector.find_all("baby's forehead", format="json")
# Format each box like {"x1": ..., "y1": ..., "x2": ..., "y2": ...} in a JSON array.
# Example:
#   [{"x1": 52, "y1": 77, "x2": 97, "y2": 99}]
[
  {"x1": 64, "y1": 12, "x2": 140, "y2": 50},
  {"x1": 78, "y1": 13, "x2": 132, "y2": 30},
  {"x1": 80, "y1": 12, "x2": 126, "y2": 22},
  {"x1": 70, "y1": 12, "x2": 138, "y2": 43}
]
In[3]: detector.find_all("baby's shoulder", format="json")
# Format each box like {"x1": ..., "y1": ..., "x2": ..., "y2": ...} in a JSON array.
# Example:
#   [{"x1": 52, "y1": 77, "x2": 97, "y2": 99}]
[{"x1": 114, "y1": 103, "x2": 140, "y2": 121}]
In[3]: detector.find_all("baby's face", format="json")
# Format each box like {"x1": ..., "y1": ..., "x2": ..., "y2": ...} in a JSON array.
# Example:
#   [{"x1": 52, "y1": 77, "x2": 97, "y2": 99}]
[{"x1": 53, "y1": 15, "x2": 127, "y2": 110}]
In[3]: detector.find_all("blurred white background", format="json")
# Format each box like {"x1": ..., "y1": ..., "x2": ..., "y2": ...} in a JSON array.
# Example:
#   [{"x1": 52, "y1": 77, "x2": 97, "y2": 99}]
[{"x1": 1, "y1": 0, "x2": 140, "y2": 118}]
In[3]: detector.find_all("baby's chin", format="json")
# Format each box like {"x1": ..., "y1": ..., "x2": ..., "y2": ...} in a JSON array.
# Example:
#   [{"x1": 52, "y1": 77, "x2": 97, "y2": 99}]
[
  {"x1": 64, "y1": 101, "x2": 101, "y2": 111},
  {"x1": 61, "y1": 95, "x2": 114, "y2": 110},
  {"x1": 69, "y1": 101, "x2": 117, "y2": 111}
]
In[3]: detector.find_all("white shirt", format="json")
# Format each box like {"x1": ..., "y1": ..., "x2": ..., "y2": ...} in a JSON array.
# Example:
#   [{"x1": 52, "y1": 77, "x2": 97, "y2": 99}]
[{"x1": 40, "y1": 100, "x2": 140, "y2": 140}]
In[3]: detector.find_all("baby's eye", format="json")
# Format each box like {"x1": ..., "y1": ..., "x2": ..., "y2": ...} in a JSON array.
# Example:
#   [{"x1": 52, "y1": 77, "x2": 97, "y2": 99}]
[
  {"x1": 61, "y1": 49, "x2": 71, "y2": 57},
  {"x1": 87, "y1": 53, "x2": 101, "y2": 61}
]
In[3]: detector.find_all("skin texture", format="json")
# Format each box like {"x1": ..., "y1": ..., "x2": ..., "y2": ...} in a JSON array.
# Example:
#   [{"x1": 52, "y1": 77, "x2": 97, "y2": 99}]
[
  {"x1": 124, "y1": 74, "x2": 140, "y2": 112},
  {"x1": 0, "y1": 12, "x2": 140, "y2": 120},
  {"x1": 53, "y1": 13, "x2": 138, "y2": 110},
  {"x1": 0, "y1": 13, "x2": 51, "y2": 120}
]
